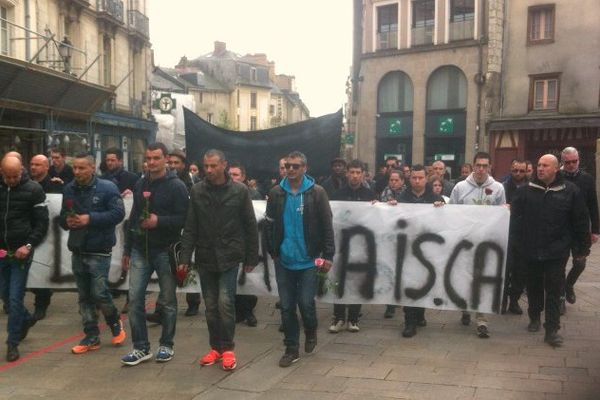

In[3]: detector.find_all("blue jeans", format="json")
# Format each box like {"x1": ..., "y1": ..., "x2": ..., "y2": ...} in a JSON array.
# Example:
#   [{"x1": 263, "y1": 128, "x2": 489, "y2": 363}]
[
  {"x1": 0, "y1": 257, "x2": 33, "y2": 345},
  {"x1": 275, "y1": 262, "x2": 318, "y2": 350},
  {"x1": 128, "y1": 248, "x2": 177, "y2": 350},
  {"x1": 72, "y1": 253, "x2": 120, "y2": 336},
  {"x1": 199, "y1": 265, "x2": 238, "y2": 352}
]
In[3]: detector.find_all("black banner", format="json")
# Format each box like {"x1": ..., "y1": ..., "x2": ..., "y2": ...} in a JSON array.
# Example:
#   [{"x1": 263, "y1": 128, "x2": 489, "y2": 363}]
[{"x1": 184, "y1": 107, "x2": 343, "y2": 180}]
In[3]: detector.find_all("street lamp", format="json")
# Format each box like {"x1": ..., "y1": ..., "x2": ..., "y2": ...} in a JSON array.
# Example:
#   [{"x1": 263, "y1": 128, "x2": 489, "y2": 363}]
[{"x1": 58, "y1": 36, "x2": 73, "y2": 74}]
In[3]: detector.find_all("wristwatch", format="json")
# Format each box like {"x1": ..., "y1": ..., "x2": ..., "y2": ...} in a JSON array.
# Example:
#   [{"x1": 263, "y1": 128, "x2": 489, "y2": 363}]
[{"x1": 25, "y1": 243, "x2": 32, "y2": 251}]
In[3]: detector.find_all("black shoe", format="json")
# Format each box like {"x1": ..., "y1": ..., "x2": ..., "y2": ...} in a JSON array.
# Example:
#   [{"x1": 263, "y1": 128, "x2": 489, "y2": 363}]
[
  {"x1": 279, "y1": 348, "x2": 299, "y2": 367},
  {"x1": 384, "y1": 305, "x2": 396, "y2": 319},
  {"x1": 527, "y1": 319, "x2": 541, "y2": 332},
  {"x1": 33, "y1": 306, "x2": 47, "y2": 321},
  {"x1": 508, "y1": 300, "x2": 523, "y2": 315},
  {"x1": 246, "y1": 313, "x2": 258, "y2": 327},
  {"x1": 461, "y1": 313, "x2": 471, "y2": 326},
  {"x1": 402, "y1": 324, "x2": 417, "y2": 338},
  {"x1": 559, "y1": 297, "x2": 566, "y2": 315},
  {"x1": 565, "y1": 286, "x2": 576, "y2": 304},
  {"x1": 417, "y1": 318, "x2": 427, "y2": 327},
  {"x1": 477, "y1": 325, "x2": 490, "y2": 339},
  {"x1": 20, "y1": 318, "x2": 36, "y2": 341},
  {"x1": 185, "y1": 304, "x2": 199, "y2": 317},
  {"x1": 544, "y1": 331, "x2": 564, "y2": 347},
  {"x1": 304, "y1": 330, "x2": 317, "y2": 353},
  {"x1": 146, "y1": 312, "x2": 162, "y2": 324},
  {"x1": 275, "y1": 301, "x2": 281, "y2": 310},
  {"x1": 6, "y1": 344, "x2": 19, "y2": 362}
]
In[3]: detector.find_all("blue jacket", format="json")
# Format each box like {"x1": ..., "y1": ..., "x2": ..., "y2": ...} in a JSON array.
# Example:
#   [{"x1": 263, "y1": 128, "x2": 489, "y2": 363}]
[
  {"x1": 60, "y1": 176, "x2": 125, "y2": 253},
  {"x1": 279, "y1": 175, "x2": 317, "y2": 270}
]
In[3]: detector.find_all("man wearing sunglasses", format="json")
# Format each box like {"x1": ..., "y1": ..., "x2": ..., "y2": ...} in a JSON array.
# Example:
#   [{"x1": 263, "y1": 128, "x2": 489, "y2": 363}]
[
  {"x1": 560, "y1": 147, "x2": 599, "y2": 311},
  {"x1": 265, "y1": 151, "x2": 334, "y2": 368},
  {"x1": 502, "y1": 159, "x2": 529, "y2": 315}
]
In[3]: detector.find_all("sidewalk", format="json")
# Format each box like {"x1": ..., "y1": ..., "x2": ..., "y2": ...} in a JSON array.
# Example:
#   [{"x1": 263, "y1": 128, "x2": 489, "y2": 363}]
[{"x1": 0, "y1": 250, "x2": 599, "y2": 400}]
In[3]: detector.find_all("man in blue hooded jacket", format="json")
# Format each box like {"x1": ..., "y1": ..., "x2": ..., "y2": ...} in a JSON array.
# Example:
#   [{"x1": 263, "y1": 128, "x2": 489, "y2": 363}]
[{"x1": 265, "y1": 151, "x2": 335, "y2": 367}]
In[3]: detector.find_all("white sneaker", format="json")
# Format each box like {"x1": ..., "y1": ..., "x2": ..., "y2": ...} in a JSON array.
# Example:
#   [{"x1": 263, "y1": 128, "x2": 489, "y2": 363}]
[
  {"x1": 328, "y1": 319, "x2": 345, "y2": 333},
  {"x1": 347, "y1": 321, "x2": 360, "y2": 332}
]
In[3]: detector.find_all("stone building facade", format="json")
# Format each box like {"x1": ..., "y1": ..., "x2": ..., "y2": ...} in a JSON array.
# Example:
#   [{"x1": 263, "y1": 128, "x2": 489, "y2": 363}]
[{"x1": 0, "y1": 0, "x2": 154, "y2": 171}]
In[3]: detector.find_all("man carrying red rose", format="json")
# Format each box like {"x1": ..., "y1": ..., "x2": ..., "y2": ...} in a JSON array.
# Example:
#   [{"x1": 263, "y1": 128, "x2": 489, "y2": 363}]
[
  {"x1": 449, "y1": 151, "x2": 506, "y2": 338},
  {"x1": 121, "y1": 142, "x2": 188, "y2": 366},
  {"x1": 60, "y1": 153, "x2": 126, "y2": 355},
  {"x1": 0, "y1": 155, "x2": 49, "y2": 362}
]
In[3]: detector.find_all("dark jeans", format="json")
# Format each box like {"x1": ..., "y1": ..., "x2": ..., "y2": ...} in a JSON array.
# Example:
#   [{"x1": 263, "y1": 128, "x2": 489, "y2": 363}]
[
  {"x1": 31, "y1": 288, "x2": 53, "y2": 309},
  {"x1": 525, "y1": 257, "x2": 567, "y2": 332},
  {"x1": 565, "y1": 256, "x2": 587, "y2": 289},
  {"x1": 235, "y1": 294, "x2": 257, "y2": 319},
  {"x1": 72, "y1": 253, "x2": 120, "y2": 336},
  {"x1": 0, "y1": 257, "x2": 33, "y2": 345},
  {"x1": 275, "y1": 262, "x2": 318, "y2": 350},
  {"x1": 199, "y1": 265, "x2": 238, "y2": 352},
  {"x1": 128, "y1": 248, "x2": 177, "y2": 350},
  {"x1": 333, "y1": 304, "x2": 361, "y2": 323},
  {"x1": 403, "y1": 307, "x2": 425, "y2": 325}
]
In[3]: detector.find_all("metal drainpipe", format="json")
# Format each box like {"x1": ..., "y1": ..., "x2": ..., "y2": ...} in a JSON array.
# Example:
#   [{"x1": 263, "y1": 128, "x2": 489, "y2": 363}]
[
  {"x1": 24, "y1": 0, "x2": 30, "y2": 60},
  {"x1": 475, "y1": 0, "x2": 485, "y2": 152}
]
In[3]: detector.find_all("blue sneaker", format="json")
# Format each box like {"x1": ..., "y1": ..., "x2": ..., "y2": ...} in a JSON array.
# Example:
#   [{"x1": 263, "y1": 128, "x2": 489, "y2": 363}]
[
  {"x1": 121, "y1": 348, "x2": 153, "y2": 366},
  {"x1": 155, "y1": 346, "x2": 174, "y2": 362}
]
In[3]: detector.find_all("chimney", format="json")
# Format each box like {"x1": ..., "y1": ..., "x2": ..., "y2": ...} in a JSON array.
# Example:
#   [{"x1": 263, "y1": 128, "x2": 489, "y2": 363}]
[
  {"x1": 268, "y1": 61, "x2": 276, "y2": 81},
  {"x1": 214, "y1": 41, "x2": 226, "y2": 55}
]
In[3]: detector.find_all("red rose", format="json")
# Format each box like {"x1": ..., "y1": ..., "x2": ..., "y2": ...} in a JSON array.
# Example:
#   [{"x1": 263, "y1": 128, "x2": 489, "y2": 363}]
[
  {"x1": 176, "y1": 268, "x2": 188, "y2": 287},
  {"x1": 485, "y1": 188, "x2": 493, "y2": 195},
  {"x1": 65, "y1": 198, "x2": 74, "y2": 209},
  {"x1": 142, "y1": 191, "x2": 151, "y2": 199}
]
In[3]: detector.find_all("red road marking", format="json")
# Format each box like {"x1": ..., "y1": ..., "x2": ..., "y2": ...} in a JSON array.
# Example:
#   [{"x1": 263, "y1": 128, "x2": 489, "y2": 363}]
[{"x1": 0, "y1": 301, "x2": 156, "y2": 372}]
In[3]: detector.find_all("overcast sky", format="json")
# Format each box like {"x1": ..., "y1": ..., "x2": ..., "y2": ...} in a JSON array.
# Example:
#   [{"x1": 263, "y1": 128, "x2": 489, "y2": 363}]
[{"x1": 148, "y1": 0, "x2": 353, "y2": 117}]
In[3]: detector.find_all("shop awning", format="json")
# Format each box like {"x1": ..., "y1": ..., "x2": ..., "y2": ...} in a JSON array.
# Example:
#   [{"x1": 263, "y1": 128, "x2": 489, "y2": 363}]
[
  {"x1": 488, "y1": 115, "x2": 600, "y2": 131},
  {"x1": 0, "y1": 55, "x2": 114, "y2": 118}
]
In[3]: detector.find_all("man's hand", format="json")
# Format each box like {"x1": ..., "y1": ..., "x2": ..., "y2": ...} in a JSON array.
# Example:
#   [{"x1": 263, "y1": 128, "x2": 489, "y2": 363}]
[
  {"x1": 66, "y1": 214, "x2": 90, "y2": 229},
  {"x1": 433, "y1": 201, "x2": 445, "y2": 208},
  {"x1": 319, "y1": 259, "x2": 333, "y2": 272},
  {"x1": 121, "y1": 189, "x2": 133, "y2": 197},
  {"x1": 140, "y1": 213, "x2": 158, "y2": 229},
  {"x1": 50, "y1": 177, "x2": 64, "y2": 185},
  {"x1": 14, "y1": 245, "x2": 30, "y2": 260},
  {"x1": 122, "y1": 255, "x2": 130, "y2": 272},
  {"x1": 177, "y1": 264, "x2": 188, "y2": 272},
  {"x1": 387, "y1": 199, "x2": 398, "y2": 206},
  {"x1": 573, "y1": 255, "x2": 587, "y2": 262},
  {"x1": 592, "y1": 233, "x2": 599, "y2": 244},
  {"x1": 244, "y1": 265, "x2": 256, "y2": 273}
]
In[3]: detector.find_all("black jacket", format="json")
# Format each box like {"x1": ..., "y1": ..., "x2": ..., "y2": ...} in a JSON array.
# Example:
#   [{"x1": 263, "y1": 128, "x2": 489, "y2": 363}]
[
  {"x1": 49, "y1": 164, "x2": 74, "y2": 185},
  {"x1": 321, "y1": 175, "x2": 347, "y2": 197},
  {"x1": 397, "y1": 188, "x2": 442, "y2": 204},
  {"x1": 511, "y1": 175, "x2": 591, "y2": 261},
  {"x1": 101, "y1": 168, "x2": 139, "y2": 193},
  {"x1": 265, "y1": 182, "x2": 335, "y2": 261},
  {"x1": 562, "y1": 169, "x2": 599, "y2": 234},
  {"x1": 180, "y1": 176, "x2": 258, "y2": 271},
  {"x1": 37, "y1": 174, "x2": 64, "y2": 194},
  {"x1": 124, "y1": 171, "x2": 189, "y2": 256},
  {"x1": 0, "y1": 175, "x2": 49, "y2": 251},
  {"x1": 60, "y1": 176, "x2": 125, "y2": 253},
  {"x1": 330, "y1": 185, "x2": 376, "y2": 202},
  {"x1": 502, "y1": 176, "x2": 528, "y2": 205}
]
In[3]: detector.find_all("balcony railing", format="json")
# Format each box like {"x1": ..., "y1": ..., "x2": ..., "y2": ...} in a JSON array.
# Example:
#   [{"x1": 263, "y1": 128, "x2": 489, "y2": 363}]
[
  {"x1": 128, "y1": 10, "x2": 149, "y2": 39},
  {"x1": 97, "y1": 0, "x2": 124, "y2": 24},
  {"x1": 377, "y1": 30, "x2": 398, "y2": 50},
  {"x1": 411, "y1": 25, "x2": 434, "y2": 46},
  {"x1": 449, "y1": 19, "x2": 474, "y2": 41}
]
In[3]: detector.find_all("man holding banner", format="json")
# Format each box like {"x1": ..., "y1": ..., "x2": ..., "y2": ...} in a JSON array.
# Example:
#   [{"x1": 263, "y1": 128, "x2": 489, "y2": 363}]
[
  {"x1": 265, "y1": 151, "x2": 334, "y2": 368},
  {"x1": 449, "y1": 152, "x2": 506, "y2": 339}
]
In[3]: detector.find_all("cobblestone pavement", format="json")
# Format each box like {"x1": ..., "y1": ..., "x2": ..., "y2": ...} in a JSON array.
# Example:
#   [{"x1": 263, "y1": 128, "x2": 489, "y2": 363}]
[{"x1": 1, "y1": 249, "x2": 599, "y2": 400}]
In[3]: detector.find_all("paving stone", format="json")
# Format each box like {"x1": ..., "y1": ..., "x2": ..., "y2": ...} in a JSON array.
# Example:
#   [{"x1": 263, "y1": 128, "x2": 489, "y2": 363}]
[
  {"x1": 329, "y1": 364, "x2": 391, "y2": 379},
  {"x1": 538, "y1": 366, "x2": 589, "y2": 376},
  {"x1": 472, "y1": 388, "x2": 546, "y2": 400},
  {"x1": 470, "y1": 376, "x2": 562, "y2": 394}
]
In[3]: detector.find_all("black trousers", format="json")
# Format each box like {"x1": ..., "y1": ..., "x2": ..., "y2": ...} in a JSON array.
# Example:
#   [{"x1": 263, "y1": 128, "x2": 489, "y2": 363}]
[
  {"x1": 504, "y1": 246, "x2": 525, "y2": 301},
  {"x1": 235, "y1": 294, "x2": 257, "y2": 319},
  {"x1": 565, "y1": 256, "x2": 587, "y2": 289},
  {"x1": 403, "y1": 307, "x2": 425, "y2": 325},
  {"x1": 186, "y1": 292, "x2": 201, "y2": 307},
  {"x1": 525, "y1": 257, "x2": 567, "y2": 332},
  {"x1": 333, "y1": 304, "x2": 361, "y2": 322},
  {"x1": 31, "y1": 288, "x2": 53, "y2": 309}
]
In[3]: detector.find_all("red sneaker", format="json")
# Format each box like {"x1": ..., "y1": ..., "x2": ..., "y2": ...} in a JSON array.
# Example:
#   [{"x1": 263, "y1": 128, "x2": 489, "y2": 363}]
[
  {"x1": 199, "y1": 349, "x2": 222, "y2": 366},
  {"x1": 221, "y1": 351, "x2": 236, "y2": 371}
]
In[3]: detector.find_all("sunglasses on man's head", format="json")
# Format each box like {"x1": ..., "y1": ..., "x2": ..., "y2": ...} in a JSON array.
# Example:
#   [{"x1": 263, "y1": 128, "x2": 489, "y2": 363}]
[{"x1": 285, "y1": 163, "x2": 303, "y2": 170}]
